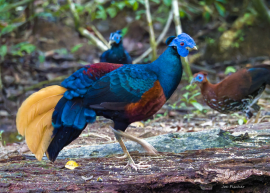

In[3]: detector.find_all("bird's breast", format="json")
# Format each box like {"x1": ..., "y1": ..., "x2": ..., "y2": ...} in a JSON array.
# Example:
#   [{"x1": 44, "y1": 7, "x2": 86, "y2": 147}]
[
  {"x1": 204, "y1": 95, "x2": 247, "y2": 114},
  {"x1": 124, "y1": 81, "x2": 166, "y2": 122}
]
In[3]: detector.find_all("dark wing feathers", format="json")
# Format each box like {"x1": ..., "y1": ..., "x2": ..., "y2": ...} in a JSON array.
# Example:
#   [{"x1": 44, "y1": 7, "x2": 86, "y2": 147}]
[
  {"x1": 61, "y1": 63, "x2": 123, "y2": 100},
  {"x1": 61, "y1": 64, "x2": 158, "y2": 110},
  {"x1": 90, "y1": 102, "x2": 129, "y2": 111},
  {"x1": 247, "y1": 66, "x2": 270, "y2": 94},
  {"x1": 83, "y1": 66, "x2": 158, "y2": 106}
]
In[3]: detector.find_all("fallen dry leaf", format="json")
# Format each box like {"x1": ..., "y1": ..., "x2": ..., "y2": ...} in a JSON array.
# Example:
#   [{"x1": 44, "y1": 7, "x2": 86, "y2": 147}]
[{"x1": 65, "y1": 161, "x2": 79, "y2": 170}]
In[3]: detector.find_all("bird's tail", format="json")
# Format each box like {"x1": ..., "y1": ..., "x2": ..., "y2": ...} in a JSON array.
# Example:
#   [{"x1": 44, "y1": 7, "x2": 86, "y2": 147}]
[
  {"x1": 16, "y1": 86, "x2": 97, "y2": 162},
  {"x1": 255, "y1": 64, "x2": 270, "y2": 85},
  {"x1": 16, "y1": 86, "x2": 67, "y2": 161},
  {"x1": 46, "y1": 97, "x2": 96, "y2": 162},
  {"x1": 262, "y1": 65, "x2": 270, "y2": 84}
]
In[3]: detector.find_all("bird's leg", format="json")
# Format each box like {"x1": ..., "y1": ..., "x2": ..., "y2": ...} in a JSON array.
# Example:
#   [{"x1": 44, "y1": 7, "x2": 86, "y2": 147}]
[
  {"x1": 110, "y1": 127, "x2": 151, "y2": 170},
  {"x1": 112, "y1": 128, "x2": 158, "y2": 155},
  {"x1": 254, "y1": 110, "x2": 261, "y2": 123},
  {"x1": 245, "y1": 107, "x2": 254, "y2": 124},
  {"x1": 245, "y1": 103, "x2": 261, "y2": 124},
  {"x1": 246, "y1": 118, "x2": 253, "y2": 124}
]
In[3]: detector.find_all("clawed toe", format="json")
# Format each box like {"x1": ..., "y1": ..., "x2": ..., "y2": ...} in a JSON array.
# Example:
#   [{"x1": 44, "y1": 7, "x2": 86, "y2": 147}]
[{"x1": 124, "y1": 161, "x2": 151, "y2": 171}]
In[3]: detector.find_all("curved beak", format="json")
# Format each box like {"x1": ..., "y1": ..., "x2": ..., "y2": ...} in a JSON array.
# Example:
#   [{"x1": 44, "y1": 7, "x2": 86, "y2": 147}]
[
  {"x1": 190, "y1": 78, "x2": 196, "y2": 85},
  {"x1": 186, "y1": 46, "x2": 198, "y2": 51}
]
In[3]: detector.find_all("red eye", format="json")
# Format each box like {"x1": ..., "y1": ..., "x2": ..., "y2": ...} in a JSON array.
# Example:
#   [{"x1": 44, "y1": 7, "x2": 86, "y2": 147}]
[
  {"x1": 180, "y1": 42, "x2": 184, "y2": 46},
  {"x1": 199, "y1": 76, "x2": 202, "y2": 79}
]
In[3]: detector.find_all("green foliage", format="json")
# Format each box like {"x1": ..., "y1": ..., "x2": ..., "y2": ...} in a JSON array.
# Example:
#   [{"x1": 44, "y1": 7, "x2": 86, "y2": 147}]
[
  {"x1": 38, "y1": 52, "x2": 45, "y2": 64},
  {"x1": 169, "y1": 84, "x2": 204, "y2": 112},
  {"x1": 0, "y1": 130, "x2": 5, "y2": 146},
  {"x1": 214, "y1": 2, "x2": 226, "y2": 17},
  {"x1": 231, "y1": 30, "x2": 245, "y2": 48},
  {"x1": 163, "y1": 0, "x2": 172, "y2": 6},
  {"x1": 0, "y1": 23, "x2": 21, "y2": 36},
  {"x1": 106, "y1": 7, "x2": 117, "y2": 18},
  {"x1": 71, "y1": 43, "x2": 83, "y2": 53},
  {"x1": 82, "y1": 0, "x2": 143, "y2": 21},
  {"x1": 200, "y1": 0, "x2": 227, "y2": 21},
  {"x1": 224, "y1": 66, "x2": 236, "y2": 75},
  {"x1": 10, "y1": 42, "x2": 36, "y2": 56},
  {"x1": 16, "y1": 134, "x2": 23, "y2": 141},
  {"x1": 218, "y1": 26, "x2": 226, "y2": 32},
  {"x1": 96, "y1": 5, "x2": 107, "y2": 20},
  {"x1": 206, "y1": 37, "x2": 215, "y2": 45},
  {"x1": 121, "y1": 27, "x2": 128, "y2": 36},
  {"x1": 0, "y1": 0, "x2": 36, "y2": 35},
  {"x1": 54, "y1": 48, "x2": 68, "y2": 55},
  {"x1": 135, "y1": 10, "x2": 146, "y2": 20},
  {"x1": 0, "y1": 45, "x2": 7, "y2": 61},
  {"x1": 1, "y1": 41, "x2": 36, "y2": 59},
  {"x1": 232, "y1": 113, "x2": 247, "y2": 125}
]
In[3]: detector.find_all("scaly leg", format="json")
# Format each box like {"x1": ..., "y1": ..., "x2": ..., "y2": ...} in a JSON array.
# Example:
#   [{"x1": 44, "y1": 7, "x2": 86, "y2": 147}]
[
  {"x1": 110, "y1": 127, "x2": 152, "y2": 170},
  {"x1": 112, "y1": 128, "x2": 158, "y2": 155},
  {"x1": 246, "y1": 118, "x2": 253, "y2": 124},
  {"x1": 254, "y1": 110, "x2": 261, "y2": 123},
  {"x1": 245, "y1": 103, "x2": 261, "y2": 124}
]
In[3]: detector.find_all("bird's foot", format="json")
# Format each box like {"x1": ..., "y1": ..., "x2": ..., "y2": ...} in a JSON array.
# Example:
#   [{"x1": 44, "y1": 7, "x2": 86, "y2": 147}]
[{"x1": 124, "y1": 160, "x2": 151, "y2": 171}]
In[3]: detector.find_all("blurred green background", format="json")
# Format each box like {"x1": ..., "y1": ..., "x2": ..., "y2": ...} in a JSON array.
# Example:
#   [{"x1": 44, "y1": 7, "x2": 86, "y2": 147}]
[{"x1": 1, "y1": 0, "x2": 270, "y2": 144}]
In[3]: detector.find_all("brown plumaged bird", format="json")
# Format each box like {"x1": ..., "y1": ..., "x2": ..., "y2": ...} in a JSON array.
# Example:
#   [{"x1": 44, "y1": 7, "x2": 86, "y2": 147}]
[{"x1": 191, "y1": 65, "x2": 270, "y2": 123}]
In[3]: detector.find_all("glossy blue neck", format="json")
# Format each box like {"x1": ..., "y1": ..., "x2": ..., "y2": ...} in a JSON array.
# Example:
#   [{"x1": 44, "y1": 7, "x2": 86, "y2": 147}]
[
  {"x1": 111, "y1": 41, "x2": 124, "y2": 55},
  {"x1": 149, "y1": 47, "x2": 183, "y2": 99}
]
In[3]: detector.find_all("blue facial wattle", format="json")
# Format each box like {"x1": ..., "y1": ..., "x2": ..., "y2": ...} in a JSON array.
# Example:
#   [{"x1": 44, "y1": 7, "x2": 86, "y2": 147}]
[
  {"x1": 169, "y1": 33, "x2": 196, "y2": 57},
  {"x1": 195, "y1": 74, "x2": 204, "y2": 82},
  {"x1": 110, "y1": 30, "x2": 122, "y2": 44}
]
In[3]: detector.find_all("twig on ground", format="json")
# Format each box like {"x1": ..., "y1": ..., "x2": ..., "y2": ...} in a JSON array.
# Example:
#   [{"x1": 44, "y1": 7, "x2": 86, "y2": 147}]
[
  {"x1": 78, "y1": 27, "x2": 108, "y2": 51},
  {"x1": 172, "y1": 0, "x2": 193, "y2": 81},
  {"x1": 144, "y1": 0, "x2": 157, "y2": 61},
  {"x1": 133, "y1": 11, "x2": 173, "y2": 64},
  {"x1": 90, "y1": 25, "x2": 110, "y2": 48},
  {"x1": 67, "y1": 0, "x2": 80, "y2": 29},
  {"x1": 67, "y1": 0, "x2": 108, "y2": 51},
  {"x1": 172, "y1": 0, "x2": 182, "y2": 35}
]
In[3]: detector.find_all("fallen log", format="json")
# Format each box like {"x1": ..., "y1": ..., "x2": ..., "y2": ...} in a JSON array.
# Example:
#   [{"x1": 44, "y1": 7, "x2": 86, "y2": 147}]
[{"x1": 0, "y1": 122, "x2": 270, "y2": 192}]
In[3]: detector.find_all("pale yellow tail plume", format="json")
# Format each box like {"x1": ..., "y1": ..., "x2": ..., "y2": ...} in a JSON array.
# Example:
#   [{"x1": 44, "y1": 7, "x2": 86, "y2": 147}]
[{"x1": 16, "y1": 85, "x2": 66, "y2": 160}]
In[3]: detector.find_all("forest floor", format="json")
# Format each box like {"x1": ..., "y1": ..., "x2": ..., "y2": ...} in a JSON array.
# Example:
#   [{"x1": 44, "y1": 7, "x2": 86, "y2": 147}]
[
  {"x1": 1, "y1": 133, "x2": 270, "y2": 192},
  {"x1": 1, "y1": 103, "x2": 270, "y2": 192},
  {"x1": 1, "y1": 17, "x2": 270, "y2": 192}
]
